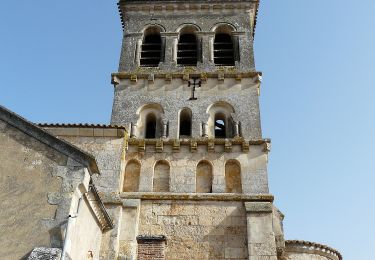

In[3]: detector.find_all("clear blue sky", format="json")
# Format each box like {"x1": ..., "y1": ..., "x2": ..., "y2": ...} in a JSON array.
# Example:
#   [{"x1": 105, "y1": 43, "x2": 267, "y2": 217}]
[{"x1": 1, "y1": 1, "x2": 374, "y2": 259}]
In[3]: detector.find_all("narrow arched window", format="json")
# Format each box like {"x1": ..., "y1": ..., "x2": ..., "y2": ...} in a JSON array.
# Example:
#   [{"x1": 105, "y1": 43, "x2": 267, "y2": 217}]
[
  {"x1": 153, "y1": 161, "x2": 170, "y2": 192},
  {"x1": 140, "y1": 27, "x2": 162, "y2": 67},
  {"x1": 214, "y1": 113, "x2": 226, "y2": 138},
  {"x1": 145, "y1": 113, "x2": 157, "y2": 139},
  {"x1": 179, "y1": 108, "x2": 192, "y2": 137},
  {"x1": 214, "y1": 33, "x2": 235, "y2": 66},
  {"x1": 123, "y1": 160, "x2": 141, "y2": 192},
  {"x1": 196, "y1": 161, "x2": 213, "y2": 193},
  {"x1": 225, "y1": 160, "x2": 242, "y2": 193},
  {"x1": 177, "y1": 34, "x2": 198, "y2": 66}
]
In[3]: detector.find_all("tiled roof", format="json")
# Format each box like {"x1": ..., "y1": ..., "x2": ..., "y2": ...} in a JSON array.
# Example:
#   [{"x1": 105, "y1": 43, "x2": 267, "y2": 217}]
[{"x1": 38, "y1": 123, "x2": 126, "y2": 129}]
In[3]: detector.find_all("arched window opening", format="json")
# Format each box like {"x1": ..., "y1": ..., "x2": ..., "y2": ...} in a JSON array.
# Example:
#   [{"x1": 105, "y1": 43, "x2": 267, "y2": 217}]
[
  {"x1": 214, "y1": 33, "x2": 235, "y2": 66},
  {"x1": 153, "y1": 161, "x2": 170, "y2": 192},
  {"x1": 225, "y1": 160, "x2": 242, "y2": 193},
  {"x1": 140, "y1": 27, "x2": 162, "y2": 67},
  {"x1": 214, "y1": 113, "x2": 226, "y2": 138},
  {"x1": 177, "y1": 34, "x2": 198, "y2": 66},
  {"x1": 196, "y1": 161, "x2": 213, "y2": 193},
  {"x1": 123, "y1": 160, "x2": 141, "y2": 192},
  {"x1": 145, "y1": 113, "x2": 157, "y2": 139},
  {"x1": 179, "y1": 108, "x2": 192, "y2": 137}
]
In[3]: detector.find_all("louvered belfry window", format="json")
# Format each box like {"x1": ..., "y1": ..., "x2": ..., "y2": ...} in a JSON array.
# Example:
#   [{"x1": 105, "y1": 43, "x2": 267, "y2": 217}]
[
  {"x1": 177, "y1": 34, "x2": 198, "y2": 66},
  {"x1": 214, "y1": 33, "x2": 235, "y2": 66},
  {"x1": 140, "y1": 29, "x2": 162, "y2": 67}
]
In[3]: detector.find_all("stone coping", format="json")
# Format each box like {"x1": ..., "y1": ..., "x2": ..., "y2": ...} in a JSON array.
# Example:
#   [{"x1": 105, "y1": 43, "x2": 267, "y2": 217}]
[
  {"x1": 100, "y1": 192, "x2": 274, "y2": 204},
  {"x1": 285, "y1": 240, "x2": 342, "y2": 260}
]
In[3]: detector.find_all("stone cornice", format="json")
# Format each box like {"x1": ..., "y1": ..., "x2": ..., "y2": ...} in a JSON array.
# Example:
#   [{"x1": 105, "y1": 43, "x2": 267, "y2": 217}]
[
  {"x1": 285, "y1": 240, "x2": 342, "y2": 260},
  {"x1": 117, "y1": 0, "x2": 260, "y2": 37},
  {"x1": 126, "y1": 137, "x2": 271, "y2": 153},
  {"x1": 100, "y1": 192, "x2": 274, "y2": 203},
  {"x1": 111, "y1": 71, "x2": 262, "y2": 85}
]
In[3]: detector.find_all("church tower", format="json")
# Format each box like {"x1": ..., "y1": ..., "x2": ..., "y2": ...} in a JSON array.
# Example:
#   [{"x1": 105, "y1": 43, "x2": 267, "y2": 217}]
[
  {"x1": 105, "y1": 1, "x2": 341, "y2": 260},
  {"x1": 110, "y1": 0, "x2": 279, "y2": 259}
]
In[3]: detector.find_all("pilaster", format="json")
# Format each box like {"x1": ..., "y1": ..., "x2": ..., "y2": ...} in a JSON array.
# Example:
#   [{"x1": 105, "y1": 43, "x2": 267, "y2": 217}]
[{"x1": 245, "y1": 202, "x2": 278, "y2": 260}]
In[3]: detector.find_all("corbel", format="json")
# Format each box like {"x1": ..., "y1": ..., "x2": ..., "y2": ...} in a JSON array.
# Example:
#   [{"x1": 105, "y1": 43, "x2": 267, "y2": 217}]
[
  {"x1": 130, "y1": 74, "x2": 137, "y2": 83},
  {"x1": 218, "y1": 72, "x2": 225, "y2": 82},
  {"x1": 224, "y1": 140, "x2": 232, "y2": 152},
  {"x1": 173, "y1": 139, "x2": 180, "y2": 152},
  {"x1": 200, "y1": 73, "x2": 208, "y2": 83},
  {"x1": 190, "y1": 140, "x2": 198, "y2": 152},
  {"x1": 262, "y1": 141, "x2": 271, "y2": 153},
  {"x1": 138, "y1": 139, "x2": 145, "y2": 152},
  {"x1": 208, "y1": 139, "x2": 215, "y2": 153},
  {"x1": 165, "y1": 73, "x2": 172, "y2": 83},
  {"x1": 156, "y1": 140, "x2": 163, "y2": 153},
  {"x1": 242, "y1": 141, "x2": 249, "y2": 153},
  {"x1": 182, "y1": 73, "x2": 190, "y2": 81},
  {"x1": 148, "y1": 74, "x2": 155, "y2": 83}
]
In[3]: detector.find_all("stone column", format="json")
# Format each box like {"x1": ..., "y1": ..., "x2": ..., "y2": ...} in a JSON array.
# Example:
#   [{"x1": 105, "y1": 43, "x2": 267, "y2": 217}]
[
  {"x1": 162, "y1": 120, "x2": 168, "y2": 138},
  {"x1": 130, "y1": 123, "x2": 137, "y2": 138},
  {"x1": 245, "y1": 202, "x2": 277, "y2": 260},
  {"x1": 202, "y1": 122, "x2": 209, "y2": 138},
  {"x1": 233, "y1": 121, "x2": 240, "y2": 137}
]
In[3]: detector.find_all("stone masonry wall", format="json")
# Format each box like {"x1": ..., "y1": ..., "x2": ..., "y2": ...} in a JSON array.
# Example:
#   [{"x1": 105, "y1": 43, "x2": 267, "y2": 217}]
[
  {"x1": 0, "y1": 120, "x2": 64, "y2": 259},
  {"x1": 111, "y1": 79, "x2": 262, "y2": 140},
  {"x1": 138, "y1": 200, "x2": 248, "y2": 260}
]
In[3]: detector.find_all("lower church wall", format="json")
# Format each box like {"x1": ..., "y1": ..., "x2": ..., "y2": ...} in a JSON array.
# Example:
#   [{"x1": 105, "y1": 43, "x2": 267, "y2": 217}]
[{"x1": 136, "y1": 200, "x2": 248, "y2": 260}]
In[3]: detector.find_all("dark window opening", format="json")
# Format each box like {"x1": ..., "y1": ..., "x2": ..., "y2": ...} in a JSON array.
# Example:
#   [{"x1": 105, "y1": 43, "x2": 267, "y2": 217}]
[
  {"x1": 215, "y1": 113, "x2": 226, "y2": 138},
  {"x1": 179, "y1": 109, "x2": 192, "y2": 137},
  {"x1": 177, "y1": 34, "x2": 198, "y2": 66},
  {"x1": 214, "y1": 33, "x2": 235, "y2": 66},
  {"x1": 145, "y1": 114, "x2": 157, "y2": 138},
  {"x1": 140, "y1": 33, "x2": 162, "y2": 67}
]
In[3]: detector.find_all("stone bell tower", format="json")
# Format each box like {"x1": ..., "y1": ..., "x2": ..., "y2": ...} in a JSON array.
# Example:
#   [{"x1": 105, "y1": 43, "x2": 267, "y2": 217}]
[{"x1": 109, "y1": 0, "x2": 283, "y2": 260}]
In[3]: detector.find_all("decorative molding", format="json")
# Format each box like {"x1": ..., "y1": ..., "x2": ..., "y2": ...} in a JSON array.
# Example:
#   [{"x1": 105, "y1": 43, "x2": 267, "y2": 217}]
[
  {"x1": 111, "y1": 71, "x2": 262, "y2": 84},
  {"x1": 100, "y1": 192, "x2": 274, "y2": 203}
]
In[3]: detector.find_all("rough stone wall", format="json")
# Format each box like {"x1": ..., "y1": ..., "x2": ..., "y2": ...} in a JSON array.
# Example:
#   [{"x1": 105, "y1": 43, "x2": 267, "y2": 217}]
[
  {"x1": 138, "y1": 200, "x2": 248, "y2": 260},
  {"x1": 111, "y1": 79, "x2": 262, "y2": 140},
  {"x1": 0, "y1": 120, "x2": 65, "y2": 259}
]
